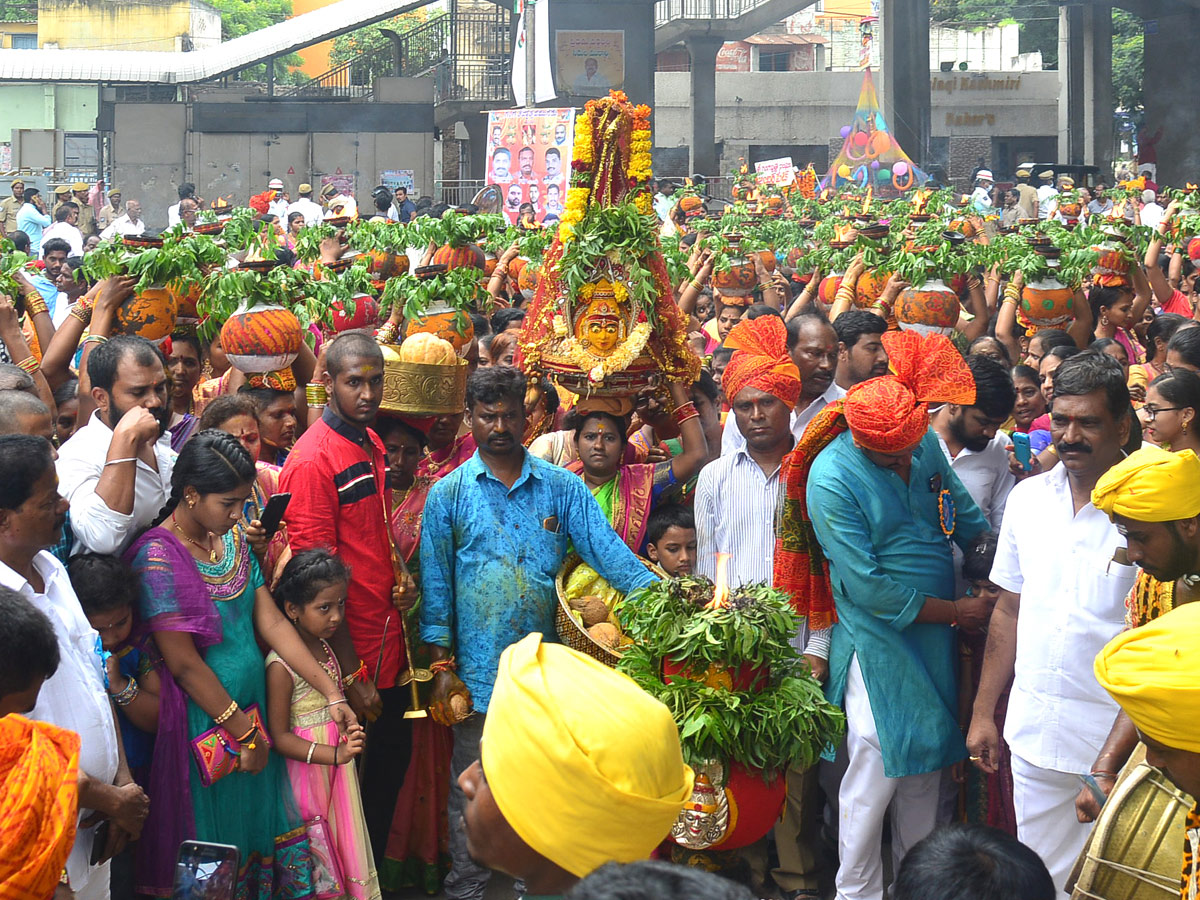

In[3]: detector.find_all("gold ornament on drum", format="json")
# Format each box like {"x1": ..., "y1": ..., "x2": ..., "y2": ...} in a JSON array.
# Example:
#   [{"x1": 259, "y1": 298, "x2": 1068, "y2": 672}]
[{"x1": 670, "y1": 765, "x2": 731, "y2": 850}]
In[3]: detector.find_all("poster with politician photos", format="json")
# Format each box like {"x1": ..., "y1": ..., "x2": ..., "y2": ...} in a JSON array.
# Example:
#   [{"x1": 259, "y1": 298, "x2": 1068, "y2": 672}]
[{"x1": 485, "y1": 107, "x2": 575, "y2": 225}]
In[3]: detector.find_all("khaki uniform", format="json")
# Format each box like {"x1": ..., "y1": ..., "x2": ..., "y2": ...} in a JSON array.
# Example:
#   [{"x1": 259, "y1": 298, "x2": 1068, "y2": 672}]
[
  {"x1": 1015, "y1": 183, "x2": 1039, "y2": 220},
  {"x1": 96, "y1": 203, "x2": 120, "y2": 233},
  {"x1": 75, "y1": 202, "x2": 96, "y2": 237},
  {"x1": 0, "y1": 195, "x2": 22, "y2": 234}
]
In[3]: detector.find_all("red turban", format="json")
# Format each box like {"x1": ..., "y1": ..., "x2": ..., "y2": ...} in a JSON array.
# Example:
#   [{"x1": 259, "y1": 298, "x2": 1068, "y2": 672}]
[
  {"x1": 844, "y1": 331, "x2": 976, "y2": 453},
  {"x1": 773, "y1": 330, "x2": 974, "y2": 630},
  {"x1": 721, "y1": 316, "x2": 802, "y2": 410}
]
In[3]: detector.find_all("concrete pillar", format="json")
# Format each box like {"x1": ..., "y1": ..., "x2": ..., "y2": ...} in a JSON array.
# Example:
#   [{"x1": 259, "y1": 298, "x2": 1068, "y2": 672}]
[
  {"x1": 463, "y1": 113, "x2": 489, "y2": 181},
  {"x1": 1057, "y1": 3, "x2": 1113, "y2": 173},
  {"x1": 1143, "y1": 9, "x2": 1200, "y2": 184},
  {"x1": 881, "y1": 0, "x2": 931, "y2": 167},
  {"x1": 686, "y1": 36, "x2": 723, "y2": 176}
]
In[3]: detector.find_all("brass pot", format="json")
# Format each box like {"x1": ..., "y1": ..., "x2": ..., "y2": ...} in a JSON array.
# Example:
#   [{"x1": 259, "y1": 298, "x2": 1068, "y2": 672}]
[{"x1": 380, "y1": 348, "x2": 468, "y2": 416}]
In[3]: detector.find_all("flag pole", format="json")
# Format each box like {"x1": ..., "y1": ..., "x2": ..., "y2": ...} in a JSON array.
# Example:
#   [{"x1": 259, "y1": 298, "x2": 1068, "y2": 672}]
[{"x1": 525, "y1": 0, "x2": 536, "y2": 108}]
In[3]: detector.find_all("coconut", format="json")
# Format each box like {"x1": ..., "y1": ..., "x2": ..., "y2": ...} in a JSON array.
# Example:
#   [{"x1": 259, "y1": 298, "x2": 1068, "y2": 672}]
[
  {"x1": 579, "y1": 597, "x2": 611, "y2": 628},
  {"x1": 587, "y1": 622, "x2": 621, "y2": 649}
]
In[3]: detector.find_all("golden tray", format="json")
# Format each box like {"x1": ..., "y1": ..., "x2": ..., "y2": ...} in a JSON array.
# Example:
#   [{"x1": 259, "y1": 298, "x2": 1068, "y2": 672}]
[
  {"x1": 555, "y1": 551, "x2": 663, "y2": 668},
  {"x1": 380, "y1": 351, "x2": 468, "y2": 416}
]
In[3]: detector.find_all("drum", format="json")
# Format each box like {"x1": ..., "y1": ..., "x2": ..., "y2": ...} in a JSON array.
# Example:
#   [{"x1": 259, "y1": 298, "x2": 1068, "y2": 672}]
[{"x1": 1070, "y1": 748, "x2": 1193, "y2": 900}]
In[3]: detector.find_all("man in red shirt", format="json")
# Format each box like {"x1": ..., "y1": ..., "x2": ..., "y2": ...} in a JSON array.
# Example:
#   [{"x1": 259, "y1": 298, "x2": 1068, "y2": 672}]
[{"x1": 281, "y1": 329, "x2": 415, "y2": 857}]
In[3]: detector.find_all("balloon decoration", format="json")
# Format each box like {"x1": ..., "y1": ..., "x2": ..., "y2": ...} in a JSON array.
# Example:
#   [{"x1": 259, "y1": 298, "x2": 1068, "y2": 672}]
[{"x1": 824, "y1": 68, "x2": 928, "y2": 196}]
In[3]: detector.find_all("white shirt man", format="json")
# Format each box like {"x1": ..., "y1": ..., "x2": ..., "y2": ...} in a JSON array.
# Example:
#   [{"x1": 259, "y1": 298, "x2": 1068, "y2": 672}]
[
  {"x1": 1036, "y1": 176, "x2": 1058, "y2": 220},
  {"x1": 288, "y1": 187, "x2": 324, "y2": 227},
  {"x1": 5, "y1": 551, "x2": 119, "y2": 899},
  {"x1": 721, "y1": 381, "x2": 844, "y2": 457},
  {"x1": 988, "y1": 461, "x2": 1136, "y2": 891},
  {"x1": 56, "y1": 409, "x2": 173, "y2": 555},
  {"x1": 99, "y1": 202, "x2": 145, "y2": 240},
  {"x1": 1140, "y1": 190, "x2": 1165, "y2": 230},
  {"x1": 41, "y1": 218, "x2": 84, "y2": 257}
]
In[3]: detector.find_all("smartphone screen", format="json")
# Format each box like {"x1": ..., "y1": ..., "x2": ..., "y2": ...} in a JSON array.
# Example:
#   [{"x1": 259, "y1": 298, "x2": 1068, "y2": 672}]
[
  {"x1": 172, "y1": 841, "x2": 240, "y2": 900},
  {"x1": 258, "y1": 491, "x2": 291, "y2": 541}
]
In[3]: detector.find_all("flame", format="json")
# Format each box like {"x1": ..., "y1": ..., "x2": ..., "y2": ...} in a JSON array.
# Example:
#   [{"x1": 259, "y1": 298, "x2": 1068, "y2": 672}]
[
  {"x1": 834, "y1": 222, "x2": 856, "y2": 242},
  {"x1": 862, "y1": 186, "x2": 872, "y2": 214},
  {"x1": 913, "y1": 190, "x2": 928, "y2": 214},
  {"x1": 1189, "y1": 183, "x2": 1198, "y2": 191},
  {"x1": 1113, "y1": 200, "x2": 1126, "y2": 219},
  {"x1": 706, "y1": 553, "x2": 731, "y2": 609},
  {"x1": 820, "y1": 188, "x2": 830, "y2": 201}
]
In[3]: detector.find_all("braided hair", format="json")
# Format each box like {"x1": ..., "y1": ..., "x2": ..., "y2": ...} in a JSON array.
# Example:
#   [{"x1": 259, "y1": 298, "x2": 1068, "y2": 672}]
[
  {"x1": 152, "y1": 428, "x2": 257, "y2": 527},
  {"x1": 274, "y1": 549, "x2": 350, "y2": 614}
]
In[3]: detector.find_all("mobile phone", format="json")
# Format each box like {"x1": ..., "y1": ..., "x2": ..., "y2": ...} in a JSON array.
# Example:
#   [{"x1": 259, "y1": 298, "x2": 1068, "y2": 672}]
[
  {"x1": 258, "y1": 492, "x2": 291, "y2": 541},
  {"x1": 172, "y1": 841, "x2": 240, "y2": 900},
  {"x1": 89, "y1": 820, "x2": 110, "y2": 865},
  {"x1": 1012, "y1": 431, "x2": 1032, "y2": 472}
]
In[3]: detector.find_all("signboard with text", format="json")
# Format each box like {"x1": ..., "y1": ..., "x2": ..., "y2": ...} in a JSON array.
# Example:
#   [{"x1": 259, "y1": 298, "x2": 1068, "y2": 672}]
[
  {"x1": 485, "y1": 107, "x2": 575, "y2": 225},
  {"x1": 754, "y1": 157, "x2": 796, "y2": 187}
]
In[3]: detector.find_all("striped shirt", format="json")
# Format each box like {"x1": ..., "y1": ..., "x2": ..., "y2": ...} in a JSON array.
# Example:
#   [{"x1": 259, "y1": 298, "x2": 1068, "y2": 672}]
[{"x1": 695, "y1": 447, "x2": 831, "y2": 659}]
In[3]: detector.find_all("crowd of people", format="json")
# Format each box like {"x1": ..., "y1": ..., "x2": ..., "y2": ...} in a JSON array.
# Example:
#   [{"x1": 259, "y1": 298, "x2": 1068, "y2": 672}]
[{"x1": 3, "y1": 153, "x2": 1200, "y2": 900}]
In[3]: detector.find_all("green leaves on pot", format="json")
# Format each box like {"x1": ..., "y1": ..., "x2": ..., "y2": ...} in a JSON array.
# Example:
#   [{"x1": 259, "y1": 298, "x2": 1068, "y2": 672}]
[
  {"x1": 294, "y1": 223, "x2": 337, "y2": 264},
  {"x1": 380, "y1": 265, "x2": 483, "y2": 323},
  {"x1": 616, "y1": 576, "x2": 846, "y2": 777},
  {"x1": 345, "y1": 219, "x2": 412, "y2": 256}
]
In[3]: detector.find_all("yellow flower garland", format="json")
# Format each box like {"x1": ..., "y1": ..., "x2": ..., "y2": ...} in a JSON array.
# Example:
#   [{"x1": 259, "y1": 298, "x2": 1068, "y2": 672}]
[
  {"x1": 561, "y1": 320, "x2": 654, "y2": 383},
  {"x1": 558, "y1": 186, "x2": 590, "y2": 243}
]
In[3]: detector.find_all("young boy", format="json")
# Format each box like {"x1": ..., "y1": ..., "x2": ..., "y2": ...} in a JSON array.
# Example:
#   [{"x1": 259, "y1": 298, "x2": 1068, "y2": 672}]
[
  {"x1": 644, "y1": 504, "x2": 697, "y2": 577},
  {"x1": 0, "y1": 585, "x2": 61, "y2": 716},
  {"x1": 0, "y1": 587, "x2": 81, "y2": 900},
  {"x1": 69, "y1": 553, "x2": 159, "y2": 781}
]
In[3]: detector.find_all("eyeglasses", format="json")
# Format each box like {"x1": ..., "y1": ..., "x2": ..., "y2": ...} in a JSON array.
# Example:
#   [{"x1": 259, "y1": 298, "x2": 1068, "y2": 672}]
[{"x1": 1142, "y1": 405, "x2": 1184, "y2": 420}]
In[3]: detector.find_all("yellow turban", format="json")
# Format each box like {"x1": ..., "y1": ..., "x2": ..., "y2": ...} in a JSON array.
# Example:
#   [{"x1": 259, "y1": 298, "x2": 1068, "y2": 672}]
[
  {"x1": 481, "y1": 634, "x2": 694, "y2": 878},
  {"x1": 1092, "y1": 446, "x2": 1200, "y2": 523},
  {"x1": 1095, "y1": 601, "x2": 1200, "y2": 753}
]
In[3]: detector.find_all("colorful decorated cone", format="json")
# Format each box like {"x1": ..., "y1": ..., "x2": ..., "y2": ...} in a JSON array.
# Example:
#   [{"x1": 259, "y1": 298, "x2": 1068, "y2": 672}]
[
  {"x1": 115, "y1": 285, "x2": 178, "y2": 344},
  {"x1": 895, "y1": 278, "x2": 961, "y2": 336},
  {"x1": 331, "y1": 292, "x2": 380, "y2": 333},
  {"x1": 404, "y1": 300, "x2": 475, "y2": 352},
  {"x1": 220, "y1": 302, "x2": 304, "y2": 373},
  {"x1": 1021, "y1": 275, "x2": 1076, "y2": 327},
  {"x1": 431, "y1": 242, "x2": 486, "y2": 272},
  {"x1": 713, "y1": 257, "x2": 758, "y2": 298}
]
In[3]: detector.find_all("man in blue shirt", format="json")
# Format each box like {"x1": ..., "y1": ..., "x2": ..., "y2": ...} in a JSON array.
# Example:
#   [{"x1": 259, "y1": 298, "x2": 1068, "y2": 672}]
[
  {"x1": 799, "y1": 332, "x2": 994, "y2": 900},
  {"x1": 16, "y1": 188, "x2": 51, "y2": 256},
  {"x1": 420, "y1": 365, "x2": 657, "y2": 900},
  {"x1": 391, "y1": 186, "x2": 417, "y2": 224}
]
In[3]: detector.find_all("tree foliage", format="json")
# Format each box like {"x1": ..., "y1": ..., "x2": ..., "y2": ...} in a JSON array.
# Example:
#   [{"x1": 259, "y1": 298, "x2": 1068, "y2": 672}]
[
  {"x1": 330, "y1": 7, "x2": 446, "y2": 73},
  {"x1": 0, "y1": 1, "x2": 34, "y2": 22},
  {"x1": 1112, "y1": 9, "x2": 1143, "y2": 114},
  {"x1": 204, "y1": 0, "x2": 306, "y2": 84},
  {"x1": 929, "y1": 0, "x2": 1059, "y2": 69}
]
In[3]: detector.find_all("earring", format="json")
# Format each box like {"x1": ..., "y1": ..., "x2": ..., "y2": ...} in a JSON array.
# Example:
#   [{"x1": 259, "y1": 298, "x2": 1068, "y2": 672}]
[
  {"x1": 1101, "y1": 314, "x2": 1109, "y2": 327},
  {"x1": 187, "y1": 498, "x2": 196, "y2": 509}
]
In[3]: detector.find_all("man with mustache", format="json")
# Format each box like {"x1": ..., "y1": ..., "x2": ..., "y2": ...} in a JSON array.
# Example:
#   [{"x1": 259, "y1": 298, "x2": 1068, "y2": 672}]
[
  {"x1": 930, "y1": 354, "x2": 1017, "y2": 551},
  {"x1": 56, "y1": 335, "x2": 173, "y2": 555},
  {"x1": 967, "y1": 350, "x2": 1137, "y2": 894},
  {"x1": 833, "y1": 310, "x2": 889, "y2": 390},
  {"x1": 418, "y1": 365, "x2": 657, "y2": 900},
  {"x1": 794, "y1": 331, "x2": 992, "y2": 900},
  {"x1": 721, "y1": 311, "x2": 845, "y2": 458},
  {"x1": 1073, "y1": 446, "x2": 1200, "y2": 825}
]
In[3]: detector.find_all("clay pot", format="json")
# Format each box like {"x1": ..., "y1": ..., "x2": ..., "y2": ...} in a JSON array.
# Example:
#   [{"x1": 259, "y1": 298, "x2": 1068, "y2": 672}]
[
  {"x1": 220, "y1": 303, "x2": 304, "y2": 373},
  {"x1": 668, "y1": 761, "x2": 786, "y2": 852},
  {"x1": 367, "y1": 249, "x2": 409, "y2": 281},
  {"x1": 517, "y1": 259, "x2": 538, "y2": 301},
  {"x1": 331, "y1": 292, "x2": 379, "y2": 333},
  {"x1": 171, "y1": 281, "x2": 201, "y2": 321},
  {"x1": 404, "y1": 300, "x2": 475, "y2": 352},
  {"x1": 1187, "y1": 237, "x2": 1200, "y2": 264},
  {"x1": 817, "y1": 273, "x2": 844, "y2": 305},
  {"x1": 431, "y1": 242, "x2": 486, "y2": 272},
  {"x1": 854, "y1": 268, "x2": 890, "y2": 308},
  {"x1": 1022, "y1": 274, "x2": 1076, "y2": 326},
  {"x1": 754, "y1": 250, "x2": 777, "y2": 274},
  {"x1": 895, "y1": 279, "x2": 960, "y2": 335},
  {"x1": 115, "y1": 285, "x2": 178, "y2": 344},
  {"x1": 713, "y1": 257, "x2": 758, "y2": 297}
]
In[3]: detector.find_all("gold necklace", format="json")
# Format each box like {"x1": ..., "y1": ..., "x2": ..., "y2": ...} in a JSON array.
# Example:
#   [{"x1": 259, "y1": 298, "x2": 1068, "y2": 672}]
[{"x1": 171, "y1": 513, "x2": 218, "y2": 563}]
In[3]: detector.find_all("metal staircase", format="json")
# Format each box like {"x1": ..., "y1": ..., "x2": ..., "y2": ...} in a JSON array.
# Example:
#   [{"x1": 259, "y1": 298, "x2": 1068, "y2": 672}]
[{"x1": 654, "y1": 0, "x2": 822, "y2": 53}]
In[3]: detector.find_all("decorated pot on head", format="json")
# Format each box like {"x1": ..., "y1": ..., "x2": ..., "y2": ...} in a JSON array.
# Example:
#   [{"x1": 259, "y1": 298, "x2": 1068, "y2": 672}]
[
  {"x1": 854, "y1": 268, "x2": 890, "y2": 308},
  {"x1": 405, "y1": 299, "x2": 475, "y2": 353},
  {"x1": 817, "y1": 272, "x2": 844, "y2": 306},
  {"x1": 895, "y1": 278, "x2": 960, "y2": 336},
  {"x1": 1187, "y1": 236, "x2": 1200, "y2": 267},
  {"x1": 712, "y1": 256, "x2": 757, "y2": 298},
  {"x1": 220, "y1": 302, "x2": 304, "y2": 373},
  {"x1": 669, "y1": 760, "x2": 786, "y2": 852},
  {"x1": 517, "y1": 258, "x2": 539, "y2": 301},
  {"x1": 116, "y1": 284, "x2": 179, "y2": 345}
]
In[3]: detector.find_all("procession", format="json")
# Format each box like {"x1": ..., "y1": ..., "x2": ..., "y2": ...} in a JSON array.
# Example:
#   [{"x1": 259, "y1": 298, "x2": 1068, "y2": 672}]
[{"x1": 4, "y1": 3, "x2": 1200, "y2": 898}]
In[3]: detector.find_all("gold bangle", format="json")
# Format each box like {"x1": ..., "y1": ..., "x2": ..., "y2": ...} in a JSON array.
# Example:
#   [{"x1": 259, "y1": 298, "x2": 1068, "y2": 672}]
[
  {"x1": 13, "y1": 356, "x2": 38, "y2": 375},
  {"x1": 375, "y1": 323, "x2": 398, "y2": 344},
  {"x1": 305, "y1": 383, "x2": 328, "y2": 407},
  {"x1": 690, "y1": 279, "x2": 704, "y2": 291},
  {"x1": 24, "y1": 297, "x2": 47, "y2": 316},
  {"x1": 214, "y1": 699, "x2": 239, "y2": 725}
]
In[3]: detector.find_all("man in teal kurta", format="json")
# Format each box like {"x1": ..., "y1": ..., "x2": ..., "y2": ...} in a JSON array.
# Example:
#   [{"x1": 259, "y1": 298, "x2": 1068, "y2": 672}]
[{"x1": 797, "y1": 330, "x2": 996, "y2": 900}]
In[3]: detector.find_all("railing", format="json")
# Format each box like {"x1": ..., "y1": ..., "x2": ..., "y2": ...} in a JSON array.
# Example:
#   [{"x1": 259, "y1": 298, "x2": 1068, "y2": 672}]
[
  {"x1": 438, "y1": 10, "x2": 512, "y2": 105},
  {"x1": 654, "y1": 0, "x2": 780, "y2": 28},
  {"x1": 435, "y1": 179, "x2": 487, "y2": 206},
  {"x1": 281, "y1": 45, "x2": 395, "y2": 98}
]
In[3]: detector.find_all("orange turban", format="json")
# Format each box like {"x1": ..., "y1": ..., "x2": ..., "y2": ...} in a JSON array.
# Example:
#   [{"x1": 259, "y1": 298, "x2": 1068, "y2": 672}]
[
  {"x1": 844, "y1": 331, "x2": 975, "y2": 453},
  {"x1": 721, "y1": 316, "x2": 802, "y2": 410}
]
